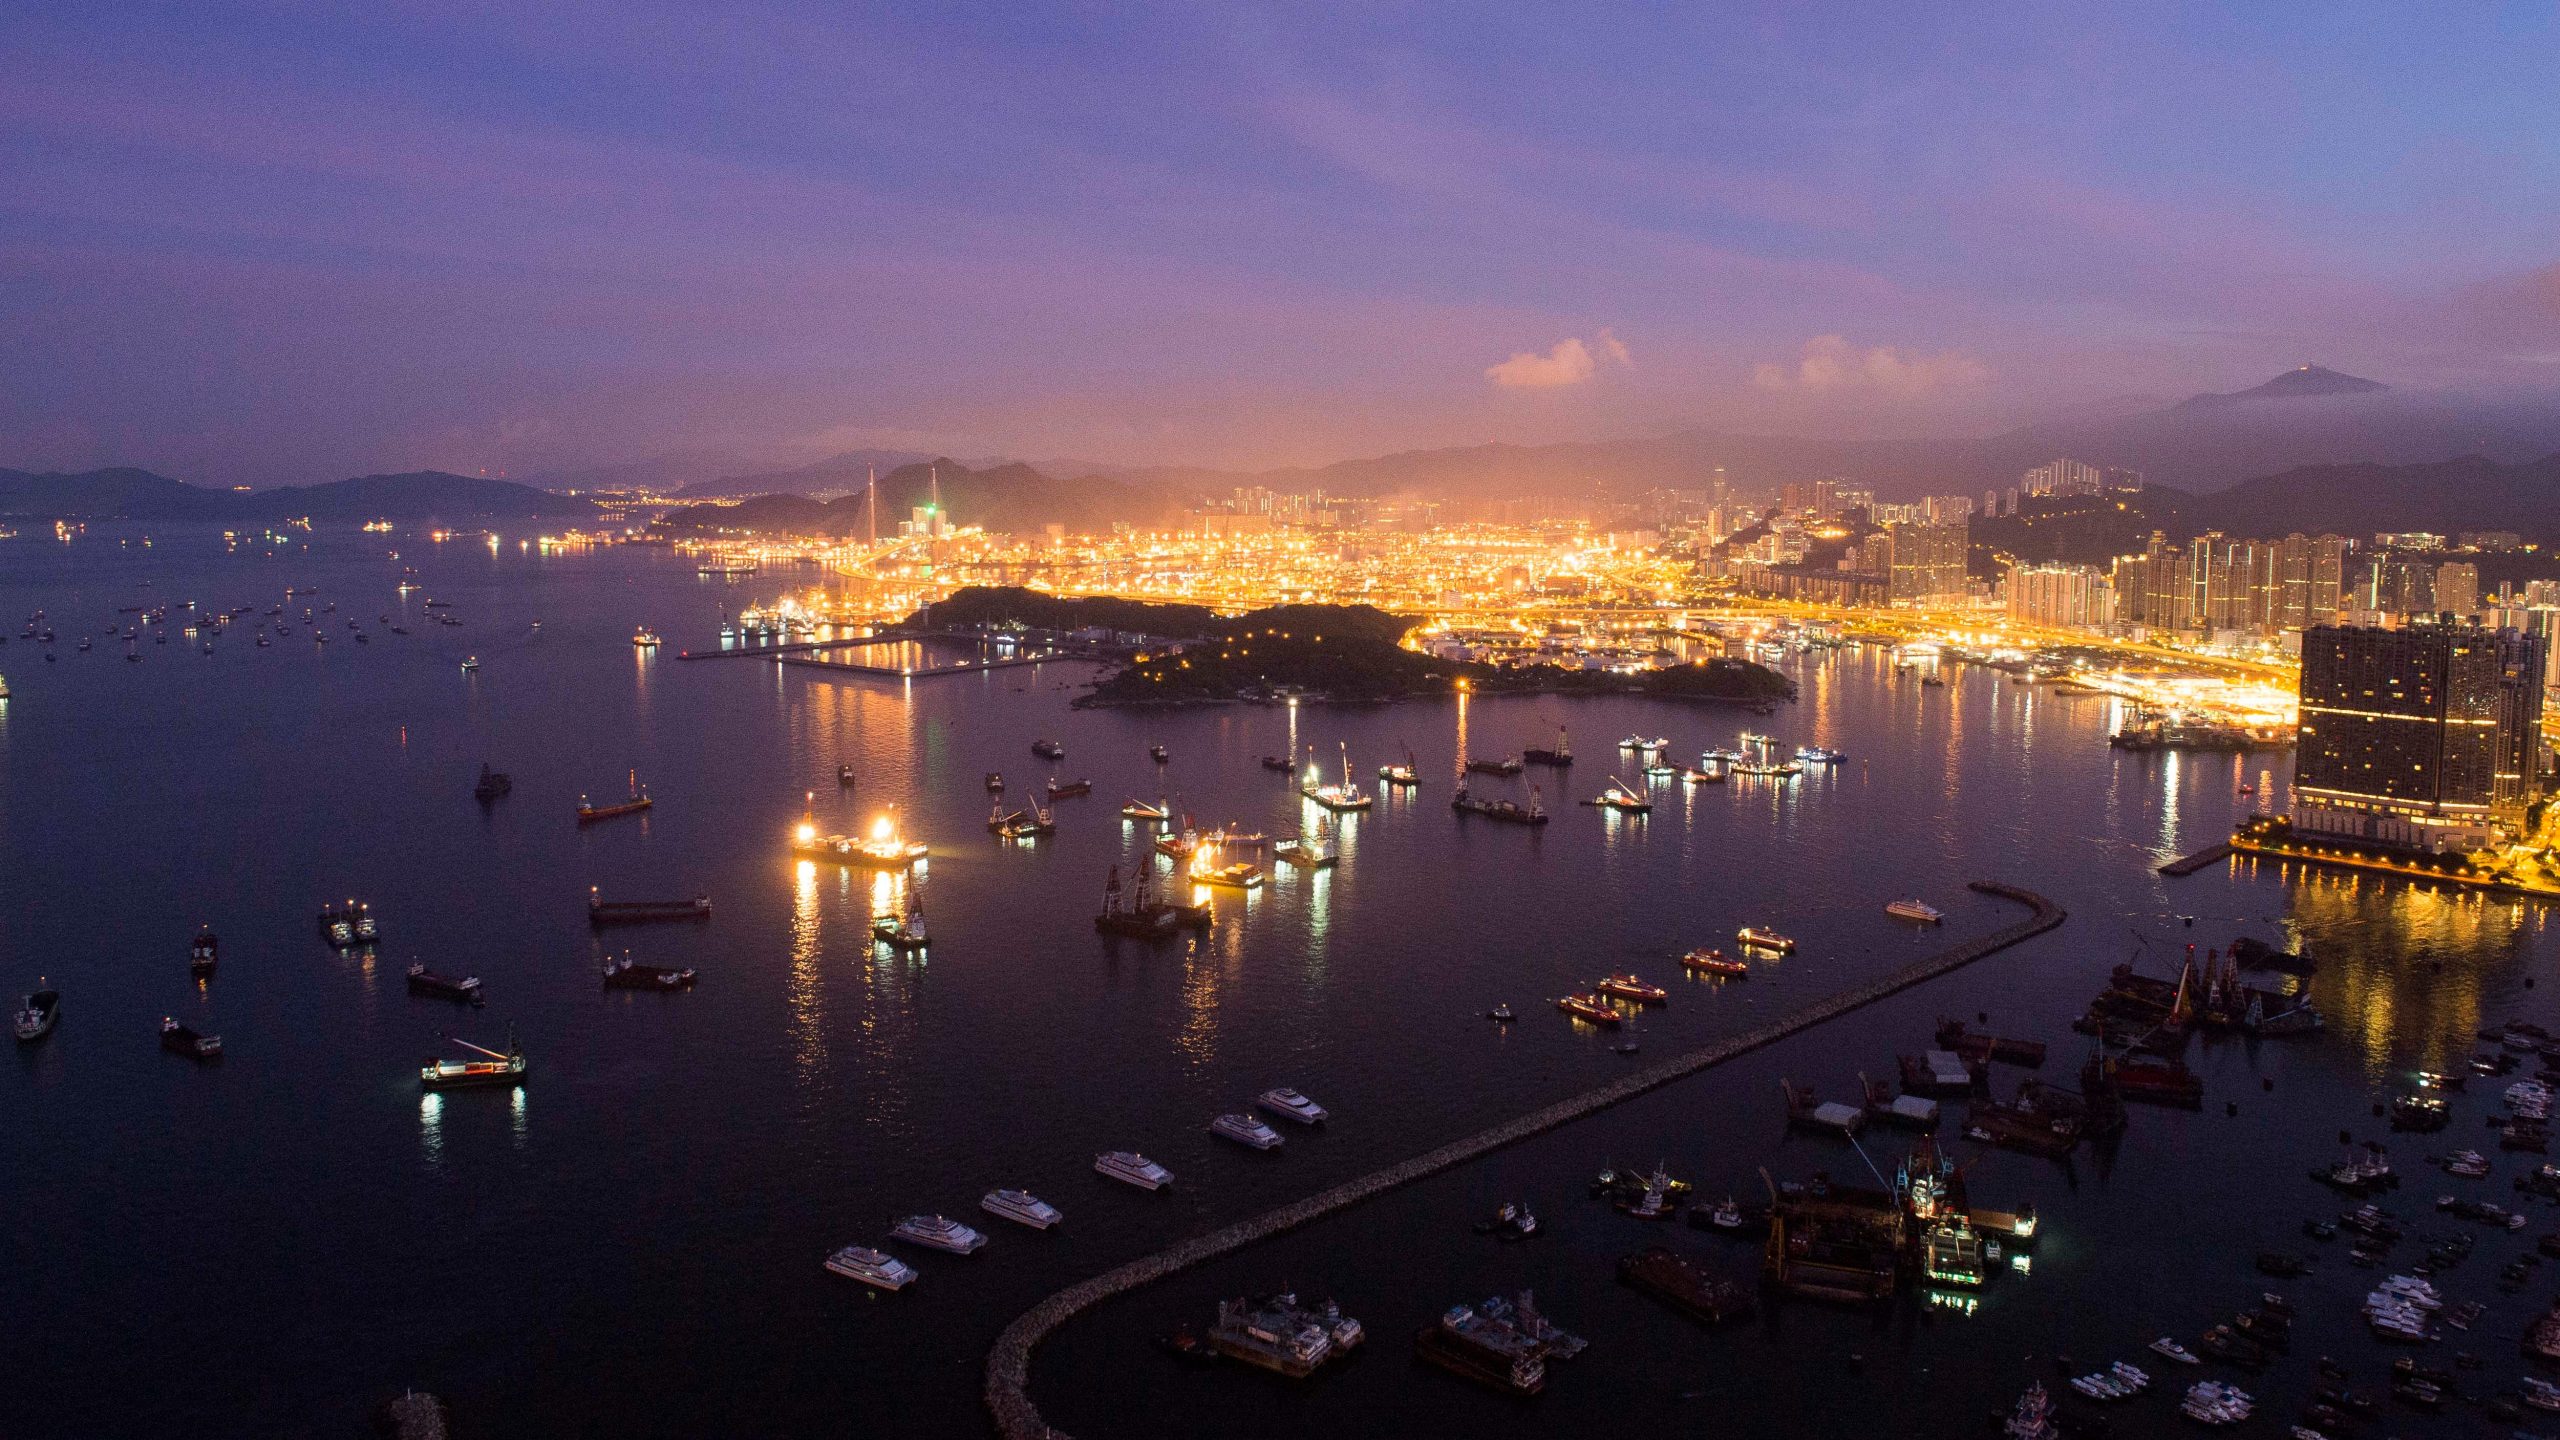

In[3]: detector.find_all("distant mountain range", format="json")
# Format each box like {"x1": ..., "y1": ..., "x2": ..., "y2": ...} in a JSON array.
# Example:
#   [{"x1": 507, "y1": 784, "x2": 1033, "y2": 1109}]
[
  {"x1": 655, "y1": 457, "x2": 1183, "y2": 535},
  {"x1": 668, "y1": 449, "x2": 938, "y2": 499},
  {"x1": 0, "y1": 467, "x2": 598, "y2": 522}
]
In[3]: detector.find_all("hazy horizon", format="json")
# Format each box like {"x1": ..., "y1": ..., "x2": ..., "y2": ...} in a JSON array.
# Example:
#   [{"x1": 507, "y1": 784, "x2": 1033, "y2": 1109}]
[{"x1": 7, "y1": 3, "x2": 2559, "y2": 487}]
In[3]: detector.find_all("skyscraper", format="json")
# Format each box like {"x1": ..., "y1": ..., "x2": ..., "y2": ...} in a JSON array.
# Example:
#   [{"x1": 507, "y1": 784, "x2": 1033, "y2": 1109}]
[
  {"x1": 2292, "y1": 622, "x2": 2548, "y2": 851},
  {"x1": 1888, "y1": 520, "x2": 1969, "y2": 602}
]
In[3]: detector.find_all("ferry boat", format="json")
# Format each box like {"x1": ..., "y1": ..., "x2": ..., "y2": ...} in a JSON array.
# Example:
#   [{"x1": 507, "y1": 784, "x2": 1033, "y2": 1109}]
[
  {"x1": 189, "y1": 926, "x2": 219, "y2": 979},
  {"x1": 1300, "y1": 744, "x2": 1373, "y2": 812},
  {"x1": 317, "y1": 900, "x2": 379, "y2": 949},
  {"x1": 1451, "y1": 783, "x2": 1548, "y2": 824},
  {"x1": 824, "y1": 1245, "x2": 917, "y2": 1291},
  {"x1": 1737, "y1": 926, "x2": 1796, "y2": 953},
  {"x1": 14, "y1": 981, "x2": 59, "y2": 1042},
  {"x1": 162, "y1": 1017, "x2": 222, "y2": 1060},
  {"x1": 632, "y1": 628, "x2": 661, "y2": 648},
  {"x1": 979, "y1": 1189, "x2": 1063, "y2": 1230},
  {"x1": 1583, "y1": 778, "x2": 1652, "y2": 813},
  {"x1": 420, "y1": 1030, "x2": 524, "y2": 1089},
  {"x1": 1206, "y1": 1296, "x2": 1336, "y2": 1378},
  {"x1": 1030, "y1": 739, "x2": 1066, "y2": 760},
  {"x1": 405, "y1": 964, "x2": 484, "y2": 1005},
  {"x1": 1211, "y1": 1113, "x2": 1286, "y2": 1150},
  {"x1": 1045, "y1": 776, "x2": 1092, "y2": 800},
  {"x1": 1415, "y1": 1301, "x2": 1547, "y2": 1395},
  {"x1": 1556, "y1": 992, "x2": 1622, "y2": 1027},
  {"x1": 1120, "y1": 798, "x2": 1170, "y2": 824},
  {"x1": 473, "y1": 764, "x2": 512, "y2": 802},
  {"x1": 577, "y1": 770, "x2": 653, "y2": 825},
  {"x1": 1595, "y1": 973, "x2": 1667, "y2": 1004},
  {"x1": 1885, "y1": 899, "x2": 1945, "y2": 924},
  {"x1": 890, "y1": 1215, "x2": 987, "y2": 1255},
  {"x1": 872, "y1": 895, "x2": 929, "y2": 951},
  {"x1": 1522, "y1": 728, "x2": 1573, "y2": 767},
  {"x1": 587, "y1": 891, "x2": 713, "y2": 926},
  {"x1": 1256, "y1": 1088, "x2": 1329, "y2": 1124},
  {"x1": 1464, "y1": 754, "x2": 1523, "y2": 777},
  {"x1": 601, "y1": 957, "x2": 697, "y2": 991},
  {"x1": 1095, "y1": 1151, "x2": 1174, "y2": 1190},
  {"x1": 1681, "y1": 947, "x2": 1748, "y2": 977}
]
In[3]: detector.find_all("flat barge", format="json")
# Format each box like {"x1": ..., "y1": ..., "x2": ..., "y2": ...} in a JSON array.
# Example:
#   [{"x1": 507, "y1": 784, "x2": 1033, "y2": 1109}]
[
  {"x1": 420, "y1": 1032, "x2": 525, "y2": 1090},
  {"x1": 602, "y1": 957, "x2": 697, "y2": 991},
  {"x1": 1618, "y1": 1245, "x2": 1755, "y2": 1324},
  {"x1": 1452, "y1": 785, "x2": 1548, "y2": 825},
  {"x1": 161, "y1": 1017, "x2": 222, "y2": 1061},
  {"x1": 588, "y1": 891, "x2": 712, "y2": 926},
  {"x1": 405, "y1": 964, "x2": 484, "y2": 1005}
]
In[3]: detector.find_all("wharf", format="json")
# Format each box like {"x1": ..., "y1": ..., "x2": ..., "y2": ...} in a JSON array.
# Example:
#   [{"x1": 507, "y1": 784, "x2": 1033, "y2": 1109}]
[
  {"x1": 673, "y1": 638, "x2": 897, "y2": 661},
  {"x1": 985, "y1": 880, "x2": 2067, "y2": 1439},
  {"x1": 779, "y1": 652, "x2": 1067, "y2": 680},
  {"x1": 2229, "y1": 834, "x2": 2559, "y2": 900},
  {"x1": 2157, "y1": 842, "x2": 2234, "y2": 877}
]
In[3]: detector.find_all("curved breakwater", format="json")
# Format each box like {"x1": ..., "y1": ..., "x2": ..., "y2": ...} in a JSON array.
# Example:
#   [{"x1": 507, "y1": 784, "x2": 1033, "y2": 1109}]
[{"x1": 986, "y1": 881, "x2": 2069, "y2": 1439}]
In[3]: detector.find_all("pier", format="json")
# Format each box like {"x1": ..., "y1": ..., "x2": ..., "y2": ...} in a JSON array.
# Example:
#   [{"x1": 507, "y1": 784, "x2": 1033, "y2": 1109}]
[
  {"x1": 985, "y1": 880, "x2": 2067, "y2": 1439},
  {"x1": 2157, "y1": 841, "x2": 2233, "y2": 877},
  {"x1": 777, "y1": 652, "x2": 1075, "y2": 680},
  {"x1": 672, "y1": 637, "x2": 899, "y2": 661}
]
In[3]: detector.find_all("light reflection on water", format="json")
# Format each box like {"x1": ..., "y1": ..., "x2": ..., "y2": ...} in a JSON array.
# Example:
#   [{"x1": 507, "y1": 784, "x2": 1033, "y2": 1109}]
[{"x1": 787, "y1": 859, "x2": 826, "y2": 1102}]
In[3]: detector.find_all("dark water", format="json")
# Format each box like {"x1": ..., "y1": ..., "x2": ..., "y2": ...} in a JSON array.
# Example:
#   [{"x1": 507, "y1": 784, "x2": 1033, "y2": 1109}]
[{"x1": 0, "y1": 527, "x2": 2550, "y2": 1439}]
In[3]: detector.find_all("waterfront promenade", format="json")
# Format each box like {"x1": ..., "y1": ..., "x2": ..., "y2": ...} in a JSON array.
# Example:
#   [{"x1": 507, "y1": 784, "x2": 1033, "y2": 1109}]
[{"x1": 984, "y1": 881, "x2": 2068, "y2": 1440}]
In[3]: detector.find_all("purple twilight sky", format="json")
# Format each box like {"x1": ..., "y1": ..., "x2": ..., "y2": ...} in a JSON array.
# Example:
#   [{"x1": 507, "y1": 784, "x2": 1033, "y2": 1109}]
[{"x1": 5, "y1": 1, "x2": 2559, "y2": 485}]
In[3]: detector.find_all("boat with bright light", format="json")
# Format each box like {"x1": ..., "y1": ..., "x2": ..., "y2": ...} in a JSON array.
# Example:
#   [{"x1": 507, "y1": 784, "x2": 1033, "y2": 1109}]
[
  {"x1": 1211, "y1": 1114, "x2": 1286, "y2": 1151},
  {"x1": 577, "y1": 769, "x2": 653, "y2": 825},
  {"x1": 1737, "y1": 927, "x2": 1795, "y2": 953},
  {"x1": 980, "y1": 1189, "x2": 1063, "y2": 1230},
  {"x1": 1796, "y1": 745, "x2": 1846, "y2": 764},
  {"x1": 1583, "y1": 777, "x2": 1652, "y2": 813},
  {"x1": 1120, "y1": 798, "x2": 1170, "y2": 824},
  {"x1": 794, "y1": 813, "x2": 929, "y2": 870},
  {"x1": 890, "y1": 1215, "x2": 987, "y2": 1254},
  {"x1": 1556, "y1": 992, "x2": 1622, "y2": 1026},
  {"x1": 1300, "y1": 744, "x2": 1373, "y2": 812},
  {"x1": 872, "y1": 895, "x2": 929, "y2": 951},
  {"x1": 1595, "y1": 974, "x2": 1668, "y2": 1004},
  {"x1": 1095, "y1": 1151, "x2": 1174, "y2": 1190},
  {"x1": 419, "y1": 1030, "x2": 521, "y2": 1089},
  {"x1": 824, "y1": 1245, "x2": 917, "y2": 1291},
  {"x1": 1680, "y1": 948, "x2": 1748, "y2": 977},
  {"x1": 1256, "y1": 1088, "x2": 1329, "y2": 1125},
  {"x1": 317, "y1": 900, "x2": 379, "y2": 949},
  {"x1": 631, "y1": 628, "x2": 660, "y2": 648}
]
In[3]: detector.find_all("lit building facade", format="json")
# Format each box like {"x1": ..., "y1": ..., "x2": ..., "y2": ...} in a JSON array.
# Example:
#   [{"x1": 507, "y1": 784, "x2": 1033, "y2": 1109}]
[{"x1": 2292, "y1": 622, "x2": 2548, "y2": 851}]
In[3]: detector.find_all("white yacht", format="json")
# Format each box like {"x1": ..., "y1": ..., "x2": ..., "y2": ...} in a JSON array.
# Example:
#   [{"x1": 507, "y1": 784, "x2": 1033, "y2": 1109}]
[
  {"x1": 1095, "y1": 1151, "x2": 1174, "y2": 1190},
  {"x1": 889, "y1": 1215, "x2": 987, "y2": 1254},
  {"x1": 1211, "y1": 1114, "x2": 1286, "y2": 1151},
  {"x1": 979, "y1": 1189, "x2": 1063, "y2": 1230},
  {"x1": 824, "y1": 1245, "x2": 918, "y2": 1291},
  {"x1": 1885, "y1": 899, "x2": 1945, "y2": 924},
  {"x1": 1255, "y1": 1088, "x2": 1329, "y2": 1125}
]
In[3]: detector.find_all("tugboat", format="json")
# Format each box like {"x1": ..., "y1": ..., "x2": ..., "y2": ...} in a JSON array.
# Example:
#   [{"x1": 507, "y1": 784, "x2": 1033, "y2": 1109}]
[
  {"x1": 1522, "y1": 727, "x2": 1573, "y2": 767},
  {"x1": 576, "y1": 769, "x2": 653, "y2": 825},
  {"x1": 161, "y1": 1016, "x2": 222, "y2": 1060},
  {"x1": 14, "y1": 981, "x2": 59, "y2": 1042},
  {"x1": 419, "y1": 1029, "x2": 525, "y2": 1089},
  {"x1": 189, "y1": 926, "x2": 219, "y2": 980},
  {"x1": 1474, "y1": 1202, "x2": 1540, "y2": 1240},
  {"x1": 823, "y1": 1245, "x2": 917, "y2": 1292},
  {"x1": 979, "y1": 1189, "x2": 1063, "y2": 1230},
  {"x1": 601, "y1": 956, "x2": 698, "y2": 991},
  {"x1": 1680, "y1": 948, "x2": 1748, "y2": 977},
  {"x1": 1149, "y1": 743, "x2": 1169, "y2": 764},
  {"x1": 405, "y1": 963, "x2": 485, "y2": 1005},
  {"x1": 473, "y1": 764, "x2": 512, "y2": 802},
  {"x1": 889, "y1": 1215, "x2": 988, "y2": 1255},
  {"x1": 1210, "y1": 1113, "x2": 1286, "y2": 1151}
]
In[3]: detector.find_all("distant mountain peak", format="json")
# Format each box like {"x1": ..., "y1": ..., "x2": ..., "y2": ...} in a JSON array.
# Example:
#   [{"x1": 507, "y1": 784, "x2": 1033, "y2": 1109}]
[{"x1": 2175, "y1": 364, "x2": 2388, "y2": 411}]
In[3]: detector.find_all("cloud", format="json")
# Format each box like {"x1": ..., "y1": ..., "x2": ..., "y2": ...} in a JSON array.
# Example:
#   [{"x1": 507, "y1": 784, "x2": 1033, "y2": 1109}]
[
  {"x1": 1751, "y1": 335, "x2": 1987, "y2": 397},
  {"x1": 1486, "y1": 329, "x2": 1631, "y2": 389}
]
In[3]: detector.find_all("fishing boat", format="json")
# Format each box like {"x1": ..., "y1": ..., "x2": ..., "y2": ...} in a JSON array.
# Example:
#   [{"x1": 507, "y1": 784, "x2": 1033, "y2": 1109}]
[
  {"x1": 14, "y1": 981, "x2": 59, "y2": 1042},
  {"x1": 1256, "y1": 1088, "x2": 1329, "y2": 1124},
  {"x1": 1030, "y1": 739, "x2": 1066, "y2": 760},
  {"x1": 1451, "y1": 783, "x2": 1548, "y2": 824},
  {"x1": 824, "y1": 1245, "x2": 917, "y2": 1291},
  {"x1": 1210, "y1": 1113, "x2": 1286, "y2": 1150},
  {"x1": 1522, "y1": 727, "x2": 1573, "y2": 767},
  {"x1": 1556, "y1": 992, "x2": 1622, "y2": 1027},
  {"x1": 189, "y1": 926, "x2": 219, "y2": 979},
  {"x1": 161, "y1": 1017, "x2": 222, "y2": 1060},
  {"x1": 1583, "y1": 777, "x2": 1651, "y2": 813},
  {"x1": 587, "y1": 890, "x2": 713, "y2": 926},
  {"x1": 1149, "y1": 743, "x2": 1168, "y2": 764},
  {"x1": 1737, "y1": 926, "x2": 1795, "y2": 953},
  {"x1": 577, "y1": 770, "x2": 653, "y2": 825},
  {"x1": 890, "y1": 1215, "x2": 987, "y2": 1255},
  {"x1": 473, "y1": 764, "x2": 512, "y2": 802},
  {"x1": 1094, "y1": 1151, "x2": 1174, "y2": 1190},
  {"x1": 1885, "y1": 899, "x2": 1945, "y2": 924},
  {"x1": 1045, "y1": 776, "x2": 1092, "y2": 800},
  {"x1": 317, "y1": 900, "x2": 379, "y2": 949},
  {"x1": 979, "y1": 1189, "x2": 1063, "y2": 1230},
  {"x1": 1680, "y1": 948, "x2": 1748, "y2": 977},
  {"x1": 1300, "y1": 744, "x2": 1373, "y2": 812},
  {"x1": 405, "y1": 963, "x2": 484, "y2": 1005},
  {"x1": 420, "y1": 1030, "x2": 525, "y2": 1089},
  {"x1": 601, "y1": 957, "x2": 697, "y2": 991},
  {"x1": 1594, "y1": 974, "x2": 1668, "y2": 1004}
]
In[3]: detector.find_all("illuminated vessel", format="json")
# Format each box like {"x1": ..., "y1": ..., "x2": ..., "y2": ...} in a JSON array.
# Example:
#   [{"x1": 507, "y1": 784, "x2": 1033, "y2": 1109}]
[
  {"x1": 794, "y1": 810, "x2": 928, "y2": 870},
  {"x1": 1211, "y1": 1113, "x2": 1286, "y2": 1150},
  {"x1": 189, "y1": 926, "x2": 219, "y2": 979},
  {"x1": 1095, "y1": 1151, "x2": 1174, "y2": 1190},
  {"x1": 1451, "y1": 784, "x2": 1547, "y2": 825},
  {"x1": 1583, "y1": 777, "x2": 1651, "y2": 813},
  {"x1": 1300, "y1": 744, "x2": 1373, "y2": 812},
  {"x1": 317, "y1": 900, "x2": 379, "y2": 949},
  {"x1": 1885, "y1": 899, "x2": 1944, "y2": 924},
  {"x1": 1256, "y1": 1088, "x2": 1329, "y2": 1125},
  {"x1": 1737, "y1": 926, "x2": 1795, "y2": 953},
  {"x1": 1594, "y1": 974, "x2": 1667, "y2": 1004},
  {"x1": 890, "y1": 1215, "x2": 987, "y2": 1255},
  {"x1": 577, "y1": 770, "x2": 653, "y2": 824},
  {"x1": 824, "y1": 1246, "x2": 916, "y2": 1291},
  {"x1": 419, "y1": 1030, "x2": 521, "y2": 1089},
  {"x1": 1121, "y1": 799, "x2": 1171, "y2": 824},
  {"x1": 161, "y1": 1017, "x2": 221, "y2": 1060},
  {"x1": 1045, "y1": 777, "x2": 1092, "y2": 800},
  {"x1": 872, "y1": 892, "x2": 929, "y2": 951},
  {"x1": 980, "y1": 1189, "x2": 1062, "y2": 1230},
  {"x1": 632, "y1": 628, "x2": 661, "y2": 648},
  {"x1": 601, "y1": 956, "x2": 697, "y2": 990},
  {"x1": 1556, "y1": 992, "x2": 1622, "y2": 1026},
  {"x1": 1680, "y1": 948, "x2": 1748, "y2": 977}
]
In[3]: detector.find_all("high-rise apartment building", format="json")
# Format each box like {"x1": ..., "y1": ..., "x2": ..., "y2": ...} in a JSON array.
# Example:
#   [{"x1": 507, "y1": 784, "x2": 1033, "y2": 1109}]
[
  {"x1": 1888, "y1": 520, "x2": 1970, "y2": 602},
  {"x1": 2006, "y1": 562, "x2": 2115, "y2": 628},
  {"x1": 2021, "y1": 458, "x2": 2103, "y2": 498},
  {"x1": 2435, "y1": 562, "x2": 2480, "y2": 619},
  {"x1": 2292, "y1": 622, "x2": 2548, "y2": 851}
]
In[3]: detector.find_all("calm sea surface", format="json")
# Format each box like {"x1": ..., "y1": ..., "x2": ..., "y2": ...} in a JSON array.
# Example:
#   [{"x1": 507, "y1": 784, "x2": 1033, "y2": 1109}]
[{"x1": 1, "y1": 526, "x2": 2551, "y2": 1438}]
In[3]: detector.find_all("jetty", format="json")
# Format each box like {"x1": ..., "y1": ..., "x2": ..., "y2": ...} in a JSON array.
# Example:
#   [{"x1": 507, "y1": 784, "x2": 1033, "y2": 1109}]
[
  {"x1": 985, "y1": 880, "x2": 2066, "y2": 1439},
  {"x1": 2158, "y1": 842, "x2": 2234, "y2": 877}
]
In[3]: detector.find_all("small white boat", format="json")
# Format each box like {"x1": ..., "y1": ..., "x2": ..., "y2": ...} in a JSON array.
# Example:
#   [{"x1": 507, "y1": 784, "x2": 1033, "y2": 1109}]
[
  {"x1": 1095, "y1": 1151, "x2": 1174, "y2": 1190},
  {"x1": 1885, "y1": 899, "x2": 1945, "y2": 925},
  {"x1": 2149, "y1": 1337, "x2": 2199, "y2": 1365},
  {"x1": 1211, "y1": 1114, "x2": 1286, "y2": 1151},
  {"x1": 824, "y1": 1245, "x2": 917, "y2": 1291},
  {"x1": 1255, "y1": 1087, "x2": 1329, "y2": 1125},
  {"x1": 890, "y1": 1214, "x2": 987, "y2": 1254},
  {"x1": 979, "y1": 1189, "x2": 1063, "y2": 1230}
]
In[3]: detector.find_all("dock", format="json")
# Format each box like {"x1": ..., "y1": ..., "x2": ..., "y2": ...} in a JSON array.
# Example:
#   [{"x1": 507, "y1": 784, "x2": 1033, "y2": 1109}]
[
  {"x1": 673, "y1": 637, "x2": 898, "y2": 661},
  {"x1": 985, "y1": 880, "x2": 2067, "y2": 1440},
  {"x1": 2158, "y1": 842, "x2": 2234, "y2": 877},
  {"x1": 778, "y1": 652, "x2": 1070, "y2": 681}
]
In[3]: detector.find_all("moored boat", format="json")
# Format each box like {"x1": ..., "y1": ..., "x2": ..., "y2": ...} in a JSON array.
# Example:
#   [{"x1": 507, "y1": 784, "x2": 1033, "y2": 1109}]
[
  {"x1": 980, "y1": 1189, "x2": 1063, "y2": 1230},
  {"x1": 1680, "y1": 948, "x2": 1748, "y2": 977},
  {"x1": 576, "y1": 770, "x2": 653, "y2": 825},
  {"x1": 1737, "y1": 926, "x2": 1795, "y2": 953},
  {"x1": 1211, "y1": 1113, "x2": 1286, "y2": 1150},
  {"x1": 889, "y1": 1215, "x2": 987, "y2": 1255},
  {"x1": 1594, "y1": 973, "x2": 1667, "y2": 1004},
  {"x1": 161, "y1": 1017, "x2": 221, "y2": 1060},
  {"x1": 15, "y1": 981, "x2": 60, "y2": 1042},
  {"x1": 405, "y1": 963, "x2": 484, "y2": 1005},
  {"x1": 1885, "y1": 899, "x2": 1944, "y2": 924},
  {"x1": 601, "y1": 957, "x2": 697, "y2": 991},
  {"x1": 189, "y1": 926, "x2": 219, "y2": 979},
  {"x1": 824, "y1": 1245, "x2": 916, "y2": 1291},
  {"x1": 1557, "y1": 992, "x2": 1622, "y2": 1027},
  {"x1": 1095, "y1": 1150, "x2": 1173, "y2": 1190},
  {"x1": 1256, "y1": 1087, "x2": 1328, "y2": 1124},
  {"x1": 420, "y1": 1030, "x2": 524, "y2": 1089}
]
